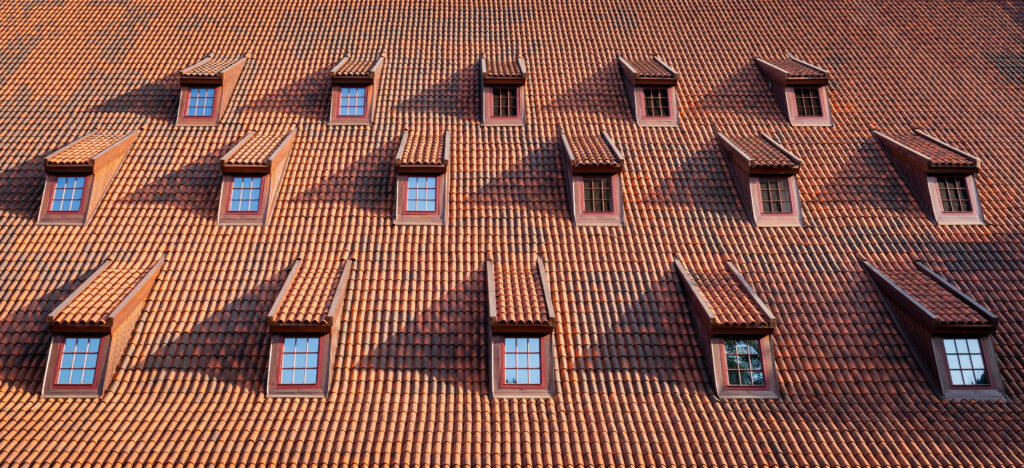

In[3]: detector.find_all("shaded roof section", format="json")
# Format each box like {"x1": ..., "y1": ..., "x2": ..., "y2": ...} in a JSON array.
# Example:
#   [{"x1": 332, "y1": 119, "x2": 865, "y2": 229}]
[
  {"x1": 220, "y1": 129, "x2": 296, "y2": 173},
  {"x1": 755, "y1": 55, "x2": 828, "y2": 85},
  {"x1": 43, "y1": 129, "x2": 140, "y2": 172},
  {"x1": 330, "y1": 56, "x2": 384, "y2": 84},
  {"x1": 675, "y1": 260, "x2": 776, "y2": 331},
  {"x1": 180, "y1": 55, "x2": 246, "y2": 79},
  {"x1": 717, "y1": 132, "x2": 802, "y2": 174},
  {"x1": 395, "y1": 129, "x2": 450, "y2": 169},
  {"x1": 864, "y1": 260, "x2": 997, "y2": 328},
  {"x1": 874, "y1": 129, "x2": 979, "y2": 173},
  {"x1": 268, "y1": 259, "x2": 353, "y2": 332},
  {"x1": 487, "y1": 255, "x2": 554, "y2": 328},
  {"x1": 48, "y1": 255, "x2": 165, "y2": 331},
  {"x1": 559, "y1": 128, "x2": 625, "y2": 172},
  {"x1": 617, "y1": 55, "x2": 679, "y2": 85}
]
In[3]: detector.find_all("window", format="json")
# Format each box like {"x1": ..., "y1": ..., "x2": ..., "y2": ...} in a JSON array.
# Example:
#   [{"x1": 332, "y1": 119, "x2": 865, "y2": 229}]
[
  {"x1": 491, "y1": 87, "x2": 518, "y2": 117},
  {"x1": 759, "y1": 178, "x2": 792, "y2": 214},
  {"x1": 186, "y1": 87, "x2": 215, "y2": 117},
  {"x1": 229, "y1": 176, "x2": 262, "y2": 212},
  {"x1": 405, "y1": 176, "x2": 437, "y2": 213},
  {"x1": 279, "y1": 336, "x2": 320, "y2": 386},
  {"x1": 724, "y1": 339, "x2": 766, "y2": 387},
  {"x1": 50, "y1": 176, "x2": 85, "y2": 212},
  {"x1": 793, "y1": 87, "x2": 822, "y2": 117},
  {"x1": 936, "y1": 176, "x2": 972, "y2": 213},
  {"x1": 55, "y1": 337, "x2": 101, "y2": 386},
  {"x1": 502, "y1": 336, "x2": 542, "y2": 387},
  {"x1": 337, "y1": 87, "x2": 366, "y2": 116},
  {"x1": 643, "y1": 88, "x2": 670, "y2": 117},
  {"x1": 943, "y1": 338, "x2": 988, "y2": 386},
  {"x1": 583, "y1": 176, "x2": 613, "y2": 213}
]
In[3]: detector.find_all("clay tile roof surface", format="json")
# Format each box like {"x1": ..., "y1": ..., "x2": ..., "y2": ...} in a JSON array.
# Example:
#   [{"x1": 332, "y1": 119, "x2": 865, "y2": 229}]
[
  {"x1": 43, "y1": 130, "x2": 132, "y2": 166},
  {"x1": 562, "y1": 129, "x2": 623, "y2": 168},
  {"x1": 221, "y1": 130, "x2": 291, "y2": 167},
  {"x1": 180, "y1": 55, "x2": 244, "y2": 77},
  {"x1": 887, "y1": 132, "x2": 978, "y2": 168},
  {"x1": 396, "y1": 130, "x2": 447, "y2": 166},
  {"x1": 484, "y1": 57, "x2": 523, "y2": 78},
  {"x1": 49, "y1": 256, "x2": 160, "y2": 326},
  {"x1": 330, "y1": 56, "x2": 380, "y2": 77},
  {"x1": 728, "y1": 133, "x2": 801, "y2": 169},
  {"x1": 766, "y1": 57, "x2": 827, "y2": 78},
  {"x1": 883, "y1": 267, "x2": 992, "y2": 325},
  {"x1": 490, "y1": 256, "x2": 551, "y2": 325},
  {"x1": 625, "y1": 56, "x2": 676, "y2": 78},
  {"x1": 690, "y1": 267, "x2": 774, "y2": 328},
  {"x1": 271, "y1": 260, "x2": 347, "y2": 326}
]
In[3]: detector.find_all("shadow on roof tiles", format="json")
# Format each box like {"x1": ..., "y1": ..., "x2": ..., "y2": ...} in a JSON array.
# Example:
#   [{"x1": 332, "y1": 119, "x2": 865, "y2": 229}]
[
  {"x1": 548, "y1": 63, "x2": 633, "y2": 120},
  {"x1": 395, "y1": 64, "x2": 477, "y2": 120},
  {"x1": 469, "y1": 141, "x2": 565, "y2": 215},
  {"x1": 695, "y1": 63, "x2": 781, "y2": 121},
  {"x1": 121, "y1": 137, "x2": 234, "y2": 222},
  {"x1": 301, "y1": 135, "x2": 401, "y2": 216},
  {"x1": 88, "y1": 73, "x2": 179, "y2": 124},
  {"x1": 248, "y1": 66, "x2": 331, "y2": 121},
  {"x1": 0, "y1": 156, "x2": 44, "y2": 221}
]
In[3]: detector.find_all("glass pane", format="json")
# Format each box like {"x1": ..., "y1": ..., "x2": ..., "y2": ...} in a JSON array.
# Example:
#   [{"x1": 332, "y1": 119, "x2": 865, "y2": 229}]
[
  {"x1": 518, "y1": 370, "x2": 529, "y2": 384},
  {"x1": 81, "y1": 369, "x2": 95, "y2": 385},
  {"x1": 950, "y1": 370, "x2": 963, "y2": 386},
  {"x1": 528, "y1": 338, "x2": 539, "y2": 353},
  {"x1": 505, "y1": 370, "x2": 516, "y2": 384},
  {"x1": 281, "y1": 369, "x2": 293, "y2": 384},
  {"x1": 967, "y1": 339, "x2": 981, "y2": 354},
  {"x1": 505, "y1": 338, "x2": 516, "y2": 352},
  {"x1": 528, "y1": 354, "x2": 540, "y2": 368},
  {"x1": 84, "y1": 353, "x2": 97, "y2": 369},
  {"x1": 728, "y1": 370, "x2": 740, "y2": 386},
  {"x1": 283, "y1": 338, "x2": 295, "y2": 353},
  {"x1": 751, "y1": 371, "x2": 765, "y2": 386},
  {"x1": 517, "y1": 354, "x2": 528, "y2": 368},
  {"x1": 307, "y1": 353, "x2": 318, "y2": 368},
  {"x1": 505, "y1": 353, "x2": 515, "y2": 368},
  {"x1": 58, "y1": 369, "x2": 72, "y2": 384},
  {"x1": 282, "y1": 353, "x2": 293, "y2": 369},
  {"x1": 528, "y1": 370, "x2": 541, "y2": 384},
  {"x1": 943, "y1": 339, "x2": 956, "y2": 354}
]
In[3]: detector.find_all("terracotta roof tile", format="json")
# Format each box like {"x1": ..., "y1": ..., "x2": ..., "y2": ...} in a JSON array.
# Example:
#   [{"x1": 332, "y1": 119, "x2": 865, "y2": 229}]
[
  {"x1": 767, "y1": 57, "x2": 827, "y2": 78},
  {"x1": 687, "y1": 264, "x2": 775, "y2": 328},
  {"x1": 483, "y1": 56, "x2": 524, "y2": 78},
  {"x1": 723, "y1": 132, "x2": 801, "y2": 170},
  {"x1": 489, "y1": 255, "x2": 551, "y2": 325},
  {"x1": 875, "y1": 264, "x2": 994, "y2": 325},
  {"x1": 396, "y1": 129, "x2": 448, "y2": 167},
  {"x1": 270, "y1": 259, "x2": 350, "y2": 326},
  {"x1": 886, "y1": 131, "x2": 978, "y2": 169},
  {"x1": 180, "y1": 55, "x2": 245, "y2": 78},
  {"x1": 560, "y1": 128, "x2": 624, "y2": 169},
  {"x1": 624, "y1": 56, "x2": 676, "y2": 79},
  {"x1": 330, "y1": 56, "x2": 382, "y2": 78},
  {"x1": 48, "y1": 256, "x2": 162, "y2": 327},
  {"x1": 43, "y1": 130, "x2": 135, "y2": 167},
  {"x1": 220, "y1": 129, "x2": 293, "y2": 168}
]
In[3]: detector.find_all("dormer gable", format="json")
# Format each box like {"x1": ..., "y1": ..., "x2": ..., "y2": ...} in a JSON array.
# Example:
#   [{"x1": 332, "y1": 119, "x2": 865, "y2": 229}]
[
  {"x1": 617, "y1": 55, "x2": 680, "y2": 127},
  {"x1": 38, "y1": 129, "x2": 140, "y2": 226},
  {"x1": 485, "y1": 254, "x2": 556, "y2": 398},
  {"x1": 863, "y1": 260, "x2": 1003, "y2": 400},
  {"x1": 480, "y1": 56, "x2": 527, "y2": 126},
  {"x1": 717, "y1": 131, "x2": 804, "y2": 227},
  {"x1": 393, "y1": 129, "x2": 450, "y2": 225},
  {"x1": 42, "y1": 254, "x2": 164, "y2": 398},
  {"x1": 873, "y1": 129, "x2": 983, "y2": 225},
  {"x1": 177, "y1": 55, "x2": 246, "y2": 126},
  {"x1": 754, "y1": 55, "x2": 833, "y2": 126},
  {"x1": 674, "y1": 260, "x2": 779, "y2": 399},
  {"x1": 217, "y1": 129, "x2": 296, "y2": 226},
  {"x1": 265, "y1": 258, "x2": 353, "y2": 397},
  {"x1": 329, "y1": 56, "x2": 384, "y2": 126},
  {"x1": 558, "y1": 127, "x2": 626, "y2": 227}
]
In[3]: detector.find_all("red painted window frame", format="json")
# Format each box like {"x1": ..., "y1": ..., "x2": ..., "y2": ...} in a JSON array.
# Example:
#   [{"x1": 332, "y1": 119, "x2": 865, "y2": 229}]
[
  {"x1": 334, "y1": 86, "x2": 368, "y2": 118},
  {"x1": 482, "y1": 84, "x2": 525, "y2": 126},
  {"x1": 50, "y1": 335, "x2": 106, "y2": 389},
  {"x1": 177, "y1": 86, "x2": 220, "y2": 125},
  {"x1": 398, "y1": 174, "x2": 440, "y2": 215},
  {"x1": 720, "y1": 338, "x2": 769, "y2": 390},
  {"x1": 783, "y1": 85, "x2": 832, "y2": 126},
  {"x1": 935, "y1": 175, "x2": 973, "y2": 214},
  {"x1": 46, "y1": 175, "x2": 90, "y2": 214},
  {"x1": 496, "y1": 334, "x2": 550, "y2": 390},
  {"x1": 272, "y1": 334, "x2": 327, "y2": 390},
  {"x1": 227, "y1": 175, "x2": 264, "y2": 213},
  {"x1": 792, "y1": 86, "x2": 823, "y2": 117},
  {"x1": 581, "y1": 175, "x2": 616, "y2": 214},
  {"x1": 489, "y1": 86, "x2": 519, "y2": 119},
  {"x1": 218, "y1": 174, "x2": 268, "y2": 225}
]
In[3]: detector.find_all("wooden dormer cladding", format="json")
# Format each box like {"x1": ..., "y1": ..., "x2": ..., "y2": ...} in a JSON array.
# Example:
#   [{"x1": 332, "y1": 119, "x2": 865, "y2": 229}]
[
  {"x1": 217, "y1": 129, "x2": 296, "y2": 226},
  {"x1": 485, "y1": 255, "x2": 556, "y2": 398},
  {"x1": 754, "y1": 55, "x2": 833, "y2": 126},
  {"x1": 38, "y1": 129, "x2": 140, "y2": 226},
  {"x1": 558, "y1": 127, "x2": 626, "y2": 227},
  {"x1": 480, "y1": 56, "x2": 527, "y2": 126},
  {"x1": 873, "y1": 129, "x2": 984, "y2": 225},
  {"x1": 42, "y1": 254, "x2": 165, "y2": 398},
  {"x1": 617, "y1": 55, "x2": 680, "y2": 127},
  {"x1": 863, "y1": 260, "x2": 1004, "y2": 400},
  {"x1": 265, "y1": 259, "x2": 353, "y2": 397},
  {"x1": 674, "y1": 259, "x2": 779, "y2": 399},
  {"x1": 394, "y1": 129, "x2": 450, "y2": 225},
  {"x1": 329, "y1": 56, "x2": 384, "y2": 126},
  {"x1": 176, "y1": 55, "x2": 246, "y2": 126},
  {"x1": 717, "y1": 131, "x2": 804, "y2": 227}
]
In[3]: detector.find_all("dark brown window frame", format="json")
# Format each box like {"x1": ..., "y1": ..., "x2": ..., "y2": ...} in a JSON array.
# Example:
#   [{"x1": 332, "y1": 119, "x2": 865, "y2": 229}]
[
  {"x1": 571, "y1": 172, "x2": 624, "y2": 226},
  {"x1": 641, "y1": 87, "x2": 672, "y2": 118},
  {"x1": 267, "y1": 332, "x2": 331, "y2": 397},
  {"x1": 400, "y1": 175, "x2": 440, "y2": 215},
  {"x1": 39, "y1": 173, "x2": 93, "y2": 225},
  {"x1": 757, "y1": 176, "x2": 794, "y2": 215},
  {"x1": 490, "y1": 332, "x2": 554, "y2": 398},
  {"x1": 41, "y1": 334, "x2": 110, "y2": 398},
  {"x1": 721, "y1": 337, "x2": 769, "y2": 390},
  {"x1": 749, "y1": 174, "x2": 801, "y2": 227},
  {"x1": 581, "y1": 175, "x2": 615, "y2": 214},
  {"x1": 218, "y1": 173, "x2": 269, "y2": 225},
  {"x1": 176, "y1": 85, "x2": 220, "y2": 127},
  {"x1": 710, "y1": 334, "x2": 779, "y2": 399},
  {"x1": 482, "y1": 84, "x2": 525, "y2": 127},
  {"x1": 395, "y1": 172, "x2": 447, "y2": 226}
]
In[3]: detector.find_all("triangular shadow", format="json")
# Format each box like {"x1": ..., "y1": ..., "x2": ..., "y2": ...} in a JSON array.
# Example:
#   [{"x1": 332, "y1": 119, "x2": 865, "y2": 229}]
[
  {"x1": 301, "y1": 134, "x2": 402, "y2": 216},
  {"x1": 248, "y1": 66, "x2": 331, "y2": 121},
  {"x1": 395, "y1": 64, "x2": 478, "y2": 120},
  {"x1": 694, "y1": 63, "x2": 782, "y2": 122},
  {"x1": 469, "y1": 138, "x2": 566, "y2": 216},
  {"x1": 549, "y1": 63, "x2": 633, "y2": 122},
  {"x1": 0, "y1": 156, "x2": 44, "y2": 221},
  {"x1": 88, "y1": 73, "x2": 178, "y2": 123}
]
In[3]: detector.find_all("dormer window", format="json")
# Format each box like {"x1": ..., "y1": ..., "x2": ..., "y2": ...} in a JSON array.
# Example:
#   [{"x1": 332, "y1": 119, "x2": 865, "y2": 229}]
[
  {"x1": 217, "y1": 130, "x2": 296, "y2": 226},
  {"x1": 49, "y1": 176, "x2": 87, "y2": 212},
  {"x1": 617, "y1": 55, "x2": 679, "y2": 127},
  {"x1": 38, "y1": 129, "x2": 139, "y2": 225},
  {"x1": 177, "y1": 55, "x2": 245, "y2": 126},
  {"x1": 329, "y1": 56, "x2": 383, "y2": 125},
  {"x1": 558, "y1": 128, "x2": 627, "y2": 226},
  {"x1": 873, "y1": 129, "x2": 984, "y2": 225},
  {"x1": 754, "y1": 55, "x2": 833, "y2": 126},
  {"x1": 394, "y1": 130, "x2": 450, "y2": 225},
  {"x1": 723, "y1": 339, "x2": 766, "y2": 388},
  {"x1": 717, "y1": 132, "x2": 803, "y2": 227},
  {"x1": 277, "y1": 336, "x2": 323, "y2": 387},
  {"x1": 863, "y1": 260, "x2": 1004, "y2": 400},
  {"x1": 480, "y1": 56, "x2": 527, "y2": 126},
  {"x1": 499, "y1": 335, "x2": 548, "y2": 389},
  {"x1": 53, "y1": 336, "x2": 103, "y2": 387}
]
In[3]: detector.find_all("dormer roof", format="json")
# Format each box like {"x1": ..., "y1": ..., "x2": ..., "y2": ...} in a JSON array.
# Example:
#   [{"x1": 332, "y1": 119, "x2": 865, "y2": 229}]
[
  {"x1": 480, "y1": 56, "x2": 527, "y2": 85},
  {"x1": 486, "y1": 255, "x2": 555, "y2": 330},
  {"x1": 395, "y1": 129, "x2": 450, "y2": 172},
  {"x1": 674, "y1": 260, "x2": 776, "y2": 333},
  {"x1": 863, "y1": 260, "x2": 997, "y2": 331},
  {"x1": 180, "y1": 55, "x2": 246, "y2": 84},
  {"x1": 43, "y1": 129, "x2": 140, "y2": 173},
  {"x1": 873, "y1": 129, "x2": 979, "y2": 174},
  {"x1": 220, "y1": 129, "x2": 297, "y2": 174},
  {"x1": 330, "y1": 56, "x2": 384, "y2": 84},
  {"x1": 617, "y1": 55, "x2": 679, "y2": 85},
  {"x1": 559, "y1": 128, "x2": 625, "y2": 173},
  {"x1": 267, "y1": 259, "x2": 354, "y2": 333},
  {"x1": 755, "y1": 55, "x2": 829, "y2": 86},
  {"x1": 48, "y1": 255, "x2": 165, "y2": 332},
  {"x1": 717, "y1": 131, "x2": 802, "y2": 175}
]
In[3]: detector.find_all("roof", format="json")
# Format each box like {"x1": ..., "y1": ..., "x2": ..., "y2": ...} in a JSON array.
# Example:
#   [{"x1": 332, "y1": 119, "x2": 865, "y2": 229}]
[
  {"x1": 48, "y1": 255, "x2": 163, "y2": 328},
  {"x1": 330, "y1": 56, "x2": 383, "y2": 82},
  {"x1": 865, "y1": 261, "x2": 997, "y2": 326},
  {"x1": 487, "y1": 255, "x2": 553, "y2": 326},
  {"x1": 180, "y1": 55, "x2": 245, "y2": 78},
  {"x1": 268, "y1": 259, "x2": 352, "y2": 329},
  {"x1": 482, "y1": 56, "x2": 526, "y2": 79},
  {"x1": 624, "y1": 56, "x2": 676, "y2": 79},
  {"x1": 220, "y1": 129, "x2": 294, "y2": 169},
  {"x1": 676, "y1": 261, "x2": 776, "y2": 329},
  {"x1": 395, "y1": 129, "x2": 449, "y2": 167},
  {"x1": 767, "y1": 57, "x2": 827, "y2": 78},
  {"x1": 718, "y1": 132, "x2": 802, "y2": 172},
  {"x1": 755, "y1": 56, "x2": 829, "y2": 85},
  {"x1": 43, "y1": 130, "x2": 138, "y2": 170},
  {"x1": 559, "y1": 128, "x2": 625, "y2": 170},
  {"x1": 877, "y1": 130, "x2": 979, "y2": 170},
  {"x1": 3, "y1": 0, "x2": 1024, "y2": 465}
]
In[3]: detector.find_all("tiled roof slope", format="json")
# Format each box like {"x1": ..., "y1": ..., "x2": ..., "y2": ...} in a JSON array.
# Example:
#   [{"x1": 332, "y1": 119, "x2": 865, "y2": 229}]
[
  {"x1": 883, "y1": 130, "x2": 979, "y2": 169},
  {"x1": 43, "y1": 130, "x2": 136, "y2": 167},
  {"x1": 625, "y1": 56, "x2": 676, "y2": 79},
  {"x1": 48, "y1": 255, "x2": 162, "y2": 327},
  {"x1": 220, "y1": 129, "x2": 293, "y2": 168},
  {"x1": 269, "y1": 259, "x2": 352, "y2": 328},
  {"x1": 488, "y1": 255, "x2": 553, "y2": 325},
  {"x1": 560, "y1": 127, "x2": 624, "y2": 168},
  {"x1": 0, "y1": 0, "x2": 1023, "y2": 465},
  {"x1": 330, "y1": 56, "x2": 382, "y2": 80},
  {"x1": 483, "y1": 57, "x2": 525, "y2": 78},
  {"x1": 720, "y1": 132, "x2": 801, "y2": 170},
  {"x1": 768, "y1": 57, "x2": 827, "y2": 78},
  {"x1": 870, "y1": 262, "x2": 996, "y2": 326},
  {"x1": 681, "y1": 262, "x2": 775, "y2": 328},
  {"x1": 396, "y1": 129, "x2": 448, "y2": 167},
  {"x1": 181, "y1": 55, "x2": 245, "y2": 78}
]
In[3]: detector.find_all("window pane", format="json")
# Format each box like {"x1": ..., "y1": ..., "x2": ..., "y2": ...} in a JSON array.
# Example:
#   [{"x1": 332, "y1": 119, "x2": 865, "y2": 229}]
[
  {"x1": 56, "y1": 336, "x2": 100, "y2": 386},
  {"x1": 186, "y1": 88, "x2": 215, "y2": 117},
  {"x1": 942, "y1": 338, "x2": 987, "y2": 386},
  {"x1": 936, "y1": 176, "x2": 972, "y2": 213},
  {"x1": 723, "y1": 339, "x2": 765, "y2": 387},
  {"x1": 582, "y1": 176, "x2": 613, "y2": 213},
  {"x1": 643, "y1": 87, "x2": 670, "y2": 117},
  {"x1": 50, "y1": 176, "x2": 86, "y2": 212},
  {"x1": 338, "y1": 87, "x2": 367, "y2": 116},
  {"x1": 759, "y1": 178, "x2": 792, "y2": 214},
  {"x1": 405, "y1": 177, "x2": 437, "y2": 213},
  {"x1": 228, "y1": 177, "x2": 262, "y2": 212},
  {"x1": 501, "y1": 336, "x2": 543, "y2": 386},
  {"x1": 794, "y1": 87, "x2": 823, "y2": 117},
  {"x1": 491, "y1": 87, "x2": 518, "y2": 117}
]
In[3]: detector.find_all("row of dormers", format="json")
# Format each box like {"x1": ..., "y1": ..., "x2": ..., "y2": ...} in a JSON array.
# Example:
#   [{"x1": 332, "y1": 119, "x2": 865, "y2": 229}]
[
  {"x1": 36, "y1": 125, "x2": 985, "y2": 227},
  {"x1": 38, "y1": 252, "x2": 1005, "y2": 401},
  {"x1": 171, "y1": 53, "x2": 833, "y2": 128}
]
